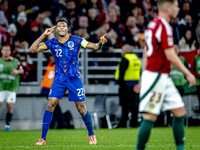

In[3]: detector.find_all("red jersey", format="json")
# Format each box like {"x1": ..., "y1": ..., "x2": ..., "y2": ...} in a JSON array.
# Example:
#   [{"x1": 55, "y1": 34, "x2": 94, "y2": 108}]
[{"x1": 145, "y1": 16, "x2": 174, "y2": 74}]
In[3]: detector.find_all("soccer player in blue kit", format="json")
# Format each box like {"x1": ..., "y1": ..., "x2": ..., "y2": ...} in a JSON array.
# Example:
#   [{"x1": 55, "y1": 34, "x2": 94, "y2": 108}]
[{"x1": 29, "y1": 20, "x2": 107, "y2": 145}]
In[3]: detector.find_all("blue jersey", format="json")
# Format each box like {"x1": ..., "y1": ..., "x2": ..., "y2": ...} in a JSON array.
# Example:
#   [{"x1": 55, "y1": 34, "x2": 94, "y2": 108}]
[{"x1": 43, "y1": 35, "x2": 88, "y2": 82}]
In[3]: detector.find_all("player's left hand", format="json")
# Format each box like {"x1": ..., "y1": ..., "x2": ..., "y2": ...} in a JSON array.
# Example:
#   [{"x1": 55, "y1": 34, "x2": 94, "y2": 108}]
[
  {"x1": 133, "y1": 83, "x2": 141, "y2": 93},
  {"x1": 99, "y1": 34, "x2": 107, "y2": 45},
  {"x1": 11, "y1": 69, "x2": 18, "y2": 76}
]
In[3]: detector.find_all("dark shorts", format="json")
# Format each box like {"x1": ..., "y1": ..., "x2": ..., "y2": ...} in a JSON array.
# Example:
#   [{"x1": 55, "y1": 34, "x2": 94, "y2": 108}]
[{"x1": 49, "y1": 79, "x2": 85, "y2": 102}]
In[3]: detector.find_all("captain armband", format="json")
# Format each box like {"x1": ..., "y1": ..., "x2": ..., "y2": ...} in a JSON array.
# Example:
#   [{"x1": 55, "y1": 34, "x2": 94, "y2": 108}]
[{"x1": 81, "y1": 39, "x2": 89, "y2": 48}]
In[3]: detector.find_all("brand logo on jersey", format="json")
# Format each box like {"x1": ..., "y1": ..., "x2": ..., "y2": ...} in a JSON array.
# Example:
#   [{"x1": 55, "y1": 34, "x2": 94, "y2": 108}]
[
  {"x1": 0, "y1": 64, "x2": 3, "y2": 71},
  {"x1": 55, "y1": 45, "x2": 59, "y2": 47},
  {"x1": 68, "y1": 41, "x2": 74, "y2": 50}
]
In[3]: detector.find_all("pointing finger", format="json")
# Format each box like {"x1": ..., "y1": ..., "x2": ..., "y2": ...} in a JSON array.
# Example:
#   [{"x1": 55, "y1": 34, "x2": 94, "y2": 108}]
[{"x1": 102, "y1": 34, "x2": 107, "y2": 38}]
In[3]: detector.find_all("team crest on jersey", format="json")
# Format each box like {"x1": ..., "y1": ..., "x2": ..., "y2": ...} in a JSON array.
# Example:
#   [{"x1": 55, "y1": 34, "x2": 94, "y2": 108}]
[{"x1": 68, "y1": 41, "x2": 74, "y2": 50}]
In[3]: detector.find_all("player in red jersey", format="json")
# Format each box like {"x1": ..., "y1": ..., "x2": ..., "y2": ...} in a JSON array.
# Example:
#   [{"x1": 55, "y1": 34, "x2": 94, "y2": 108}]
[{"x1": 134, "y1": 0, "x2": 196, "y2": 150}]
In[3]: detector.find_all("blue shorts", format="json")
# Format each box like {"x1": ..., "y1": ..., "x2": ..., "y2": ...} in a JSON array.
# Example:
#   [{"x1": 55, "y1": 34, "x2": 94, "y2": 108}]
[{"x1": 49, "y1": 79, "x2": 85, "y2": 102}]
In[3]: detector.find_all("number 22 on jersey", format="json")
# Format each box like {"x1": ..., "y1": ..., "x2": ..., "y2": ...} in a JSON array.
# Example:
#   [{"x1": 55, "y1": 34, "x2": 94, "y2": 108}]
[{"x1": 55, "y1": 49, "x2": 62, "y2": 57}]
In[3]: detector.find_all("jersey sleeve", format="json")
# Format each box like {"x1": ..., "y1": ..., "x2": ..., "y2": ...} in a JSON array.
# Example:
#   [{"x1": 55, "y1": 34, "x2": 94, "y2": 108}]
[
  {"x1": 75, "y1": 35, "x2": 89, "y2": 48},
  {"x1": 43, "y1": 39, "x2": 53, "y2": 50},
  {"x1": 161, "y1": 24, "x2": 174, "y2": 50}
]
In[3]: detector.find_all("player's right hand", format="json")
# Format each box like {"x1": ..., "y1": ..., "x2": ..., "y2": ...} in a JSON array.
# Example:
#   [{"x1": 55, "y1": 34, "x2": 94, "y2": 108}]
[
  {"x1": 133, "y1": 83, "x2": 141, "y2": 93},
  {"x1": 43, "y1": 26, "x2": 56, "y2": 36},
  {"x1": 186, "y1": 73, "x2": 196, "y2": 87}
]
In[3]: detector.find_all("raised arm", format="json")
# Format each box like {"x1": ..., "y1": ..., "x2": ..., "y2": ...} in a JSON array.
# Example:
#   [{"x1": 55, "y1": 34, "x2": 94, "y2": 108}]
[
  {"x1": 86, "y1": 34, "x2": 107, "y2": 51},
  {"x1": 29, "y1": 26, "x2": 56, "y2": 53},
  {"x1": 164, "y1": 48, "x2": 196, "y2": 87}
]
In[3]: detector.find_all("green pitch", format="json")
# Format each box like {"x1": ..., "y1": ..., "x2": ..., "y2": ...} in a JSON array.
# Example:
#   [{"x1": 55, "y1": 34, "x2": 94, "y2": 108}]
[{"x1": 0, "y1": 127, "x2": 199, "y2": 150}]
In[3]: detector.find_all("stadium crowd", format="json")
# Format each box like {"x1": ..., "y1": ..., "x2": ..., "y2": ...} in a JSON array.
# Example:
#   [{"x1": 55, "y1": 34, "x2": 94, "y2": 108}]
[{"x1": 0, "y1": 0, "x2": 200, "y2": 81}]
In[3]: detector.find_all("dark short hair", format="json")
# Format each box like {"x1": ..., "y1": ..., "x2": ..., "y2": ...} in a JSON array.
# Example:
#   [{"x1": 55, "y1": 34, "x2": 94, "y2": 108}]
[
  {"x1": 1, "y1": 45, "x2": 11, "y2": 51},
  {"x1": 56, "y1": 19, "x2": 68, "y2": 26},
  {"x1": 2, "y1": 45, "x2": 11, "y2": 48},
  {"x1": 157, "y1": 0, "x2": 176, "y2": 5}
]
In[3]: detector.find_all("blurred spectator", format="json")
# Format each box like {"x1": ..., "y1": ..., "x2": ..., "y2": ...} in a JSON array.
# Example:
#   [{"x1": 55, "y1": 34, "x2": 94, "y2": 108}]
[
  {"x1": 42, "y1": 9, "x2": 53, "y2": 28},
  {"x1": 15, "y1": 11, "x2": 29, "y2": 42},
  {"x1": 129, "y1": 4, "x2": 141, "y2": 18},
  {"x1": 20, "y1": 41, "x2": 29, "y2": 50},
  {"x1": 178, "y1": 1, "x2": 191, "y2": 19},
  {"x1": 8, "y1": 23, "x2": 17, "y2": 44},
  {"x1": 77, "y1": 27, "x2": 89, "y2": 40},
  {"x1": 126, "y1": 16, "x2": 137, "y2": 30},
  {"x1": 76, "y1": 0, "x2": 87, "y2": 16},
  {"x1": 107, "y1": 2, "x2": 120, "y2": 16},
  {"x1": 142, "y1": 0, "x2": 152, "y2": 14},
  {"x1": 88, "y1": 8, "x2": 99, "y2": 33},
  {"x1": 62, "y1": 0, "x2": 80, "y2": 30},
  {"x1": 117, "y1": 0, "x2": 137, "y2": 23},
  {"x1": 89, "y1": 27, "x2": 106, "y2": 43},
  {"x1": 108, "y1": 9, "x2": 126, "y2": 47},
  {"x1": 101, "y1": 21, "x2": 111, "y2": 33},
  {"x1": 106, "y1": 30, "x2": 118, "y2": 49},
  {"x1": 78, "y1": 16, "x2": 89, "y2": 28},
  {"x1": 73, "y1": 16, "x2": 89, "y2": 34},
  {"x1": 0, "y1": 10, "x2": 9, "y2": 28},
  {"x1": 171, "y1": 18, "x2": 182, "y2": 45},
  {"x1": 9, "y1": 2, "x2": 26, "y2": 23},
  {"x1": 35, "y1": 13, "x2": 46, "y2": 33},
  {"x1": 87, "y1": 0, "x2": 103, "y2": 14},
  {"x1": 0, "y1": 23, "x2": 11, "y2": 48},
  {"x1": 28, "y1": 21, "x2": 41, "y2": 45},
  {"x1": 125, "y1": 16, "x2": 140, "y2": 47},
  {"x1": 144, "y1": 5, "x2": 158, "y2": 25},
  {"x1": 0, "y1": 0, "x2": 9, "y2": 24},
  {"x1": 178, "y1": 14, "x2": 193, "y2": 35},
  {"x1": 179, "y1": 29, "x2": 196, "y2": 50},
  {"x1": 25, "y1": 2, "x2": 41, "y2": 22},
  {"x1": 18, "y1": 53, "x2": 32, "y2": 81},
  {"x1": 136, "y1": 15, "x2": 145, "y2": 33},
  {"x1": 11, "y1": 40, "x2": 20, "y2": 56}
]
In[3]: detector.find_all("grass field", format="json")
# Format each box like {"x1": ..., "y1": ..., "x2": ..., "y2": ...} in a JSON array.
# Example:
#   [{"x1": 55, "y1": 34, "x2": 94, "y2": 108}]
[{"x1": 0, "y1": 127, "x2": 199, "y2": 150}]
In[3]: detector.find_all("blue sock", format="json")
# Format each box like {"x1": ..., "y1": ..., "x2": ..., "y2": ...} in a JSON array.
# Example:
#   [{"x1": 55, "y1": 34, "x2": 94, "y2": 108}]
[
  {"x1": 82, "y1": 111, "x2": 94, "y2": 136},
  {"x1": 41, "y1": 110, "x2": 53, "y2": 140}
]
